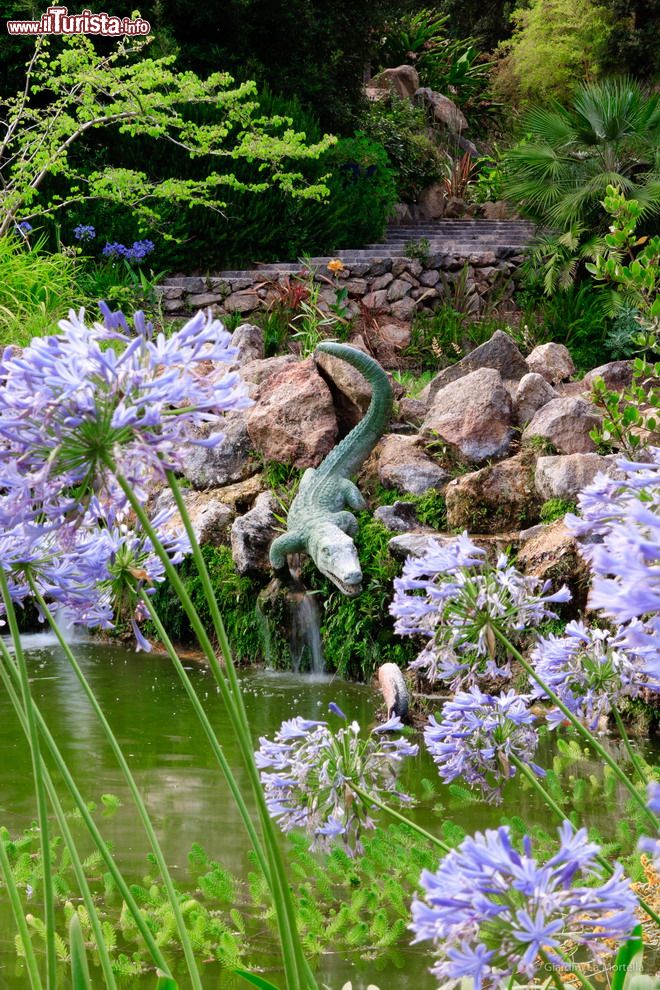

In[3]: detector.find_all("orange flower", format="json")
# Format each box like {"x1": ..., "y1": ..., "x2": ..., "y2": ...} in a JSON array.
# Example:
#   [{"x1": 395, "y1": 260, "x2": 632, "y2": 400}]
[{"x1": 327, "y1": 258, "x2": 345, "y2": 272}]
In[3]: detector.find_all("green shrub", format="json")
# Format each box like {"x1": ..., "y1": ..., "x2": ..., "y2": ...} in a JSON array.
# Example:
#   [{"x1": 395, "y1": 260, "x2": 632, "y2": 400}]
[
  {"x1": 0, "y1": 235, "x2": 75, "y2": 347},
  {"x1": 147, "y1": 546, "x2": 263, "y2": 663},
  {"x1": 358, "y1": 96, "x2": 445, "y2": 203}
]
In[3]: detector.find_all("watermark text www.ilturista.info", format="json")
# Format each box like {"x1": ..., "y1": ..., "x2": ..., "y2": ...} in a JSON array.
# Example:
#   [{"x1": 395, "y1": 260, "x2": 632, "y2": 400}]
[{"x1": 7, "y1": 6, "x2": 151, "y2": 35}]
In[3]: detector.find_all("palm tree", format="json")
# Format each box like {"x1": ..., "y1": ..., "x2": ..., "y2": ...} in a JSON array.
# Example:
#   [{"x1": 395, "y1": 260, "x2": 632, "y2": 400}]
[{"x1": 502, "y1": 78, "x2": 660, "y2": 231}]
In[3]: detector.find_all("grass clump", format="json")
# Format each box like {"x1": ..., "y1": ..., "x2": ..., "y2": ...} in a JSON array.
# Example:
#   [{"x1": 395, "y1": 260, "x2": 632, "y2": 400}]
[{"x1": 539, "y1": 498, "x2": 576, "y2": 524}]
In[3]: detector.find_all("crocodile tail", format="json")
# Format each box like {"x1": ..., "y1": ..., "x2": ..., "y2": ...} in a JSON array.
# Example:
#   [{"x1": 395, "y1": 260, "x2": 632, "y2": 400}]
[{"x1": 315, "y1": 342, "x2": 393, "y2": 479}]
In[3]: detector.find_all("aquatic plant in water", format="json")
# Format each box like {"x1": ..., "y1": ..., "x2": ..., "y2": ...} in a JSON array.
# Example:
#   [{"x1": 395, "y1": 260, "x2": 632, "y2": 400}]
[
  {"x1": 256, "y1": 705, "x2": 418, "y2": 854},
  {"x1": 410, "y1": 822, "x2": 638, "y2": 990}
]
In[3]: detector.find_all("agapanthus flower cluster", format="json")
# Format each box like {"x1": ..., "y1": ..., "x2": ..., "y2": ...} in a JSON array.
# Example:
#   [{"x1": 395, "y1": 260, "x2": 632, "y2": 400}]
[
  {"x1": 424, "y1": 687, "x2": 543, "y2": 803},
  {"x1": 566, "y1": 450, "x2": 660, "y2": 664},
  {"x1": 0, "y1": 305, "x2": 250, "y2": 512},
  {"x1": 256, "y1": 705, "x2": 418, "y2": 855},
  {"x1": 73, "y1": 224, "x2": 96, "y2": 242},
  {"x1": 638, "y1": 782, "x2": 660, "y2": 871},
  {"x1": 102, "y1": 239, "x2": 154, "y2": 262},
  {"x1": 17, "y1": 221, "x2": 32, "y2": 234},
  {"x1": 390, "y1": 533, "x2": 569, "y2": 688},
  {"x1": 0, "y1": 495, "x2": 189, "y2": 647},
  {"x1": 531, "y1": 620, "x2": 657, "y2": 731},
  {"x1": 411, "y1": 822, "x2": 638, "y2": 990}
]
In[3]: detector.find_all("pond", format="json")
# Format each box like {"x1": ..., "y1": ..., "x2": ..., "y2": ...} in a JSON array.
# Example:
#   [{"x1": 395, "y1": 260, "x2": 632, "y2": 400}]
[{"x1": 0, "y1": 636, "x2": 652, "y2": 989}]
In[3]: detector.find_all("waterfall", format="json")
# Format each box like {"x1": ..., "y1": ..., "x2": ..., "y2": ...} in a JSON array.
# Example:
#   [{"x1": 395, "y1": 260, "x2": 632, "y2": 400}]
[{"x1": 289, "y1": 590, "x2": 325, "y2": 675}]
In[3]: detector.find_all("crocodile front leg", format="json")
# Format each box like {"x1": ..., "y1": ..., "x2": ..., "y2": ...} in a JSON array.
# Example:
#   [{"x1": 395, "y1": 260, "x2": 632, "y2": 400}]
[
  {"x1": 339, "y1": 478, "x2": 367, "y2": 511},
  {"x1": 332, "y1": 510, "x2": 359, "y2": 536},
  {"x1": 269, "y1": 531, "x2": 306, "y2": 582}
]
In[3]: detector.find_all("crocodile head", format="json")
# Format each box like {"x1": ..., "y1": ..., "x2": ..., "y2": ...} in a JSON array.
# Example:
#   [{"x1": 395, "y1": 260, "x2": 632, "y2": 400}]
[{"x1": 308, "y1": 521, "x2": 363, "y2": 596}]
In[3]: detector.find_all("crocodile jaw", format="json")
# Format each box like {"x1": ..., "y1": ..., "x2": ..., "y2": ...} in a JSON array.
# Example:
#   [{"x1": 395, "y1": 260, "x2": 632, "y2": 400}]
[{"x1": 309, "y1": 524, "x2": 363, "y2": 597}]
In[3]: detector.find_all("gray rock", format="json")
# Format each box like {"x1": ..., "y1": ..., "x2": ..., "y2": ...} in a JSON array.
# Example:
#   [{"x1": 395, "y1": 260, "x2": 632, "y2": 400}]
[
  {"x1": 371, "y1": 273, "x2": 394, "y2": 291},
  {"x1": 182, "y1": 411, "x2": 257, "y2": 489},
  {"x1": 315, "y1": 348, "x2": 372, "y2": 432},
  {"x1": 386, "y1": 278, "x2": 411, "y2": 302},
  {"x1": 377, "y1": 434, "x2": 451, "y2": 494},
  {"x1": 397, "y1": 396, "x2": 426, "y2": 426},
  {"x1": 420, "y1": 269, "x2": 441, "y2": 287},
  {"x1": 231, "y1": 492, "x2": 280, "y2": 575},
  {"x1": 239, "y1": 354, "x2": 297, "y2": 386},
  {"x1": 535, "y1": 453, "x2": 619, "y2": 500},
  {"x1": 582, "y1": 360, "x2": 634, "y2": 391},
  {"x1": 515, "y1": 372, "x2": 558, "y2": 425},
  {"x1": 223, "y1": 290, "x2": 260, "y2": 314},
  {"x1": 422, "y1": 368, "x2": 514, "y2": 463},
  {"x1": 445, "y1": 453, "x2": 540, "y2": 534},
  {"x1": 523, "y1": 397, "x2": 602, "y2": 454},
  {"x1": 427, "y1": 330, "x2": 528, "y2": 402},
  {"x1": 229, "y1": 323, "x2": 264, "y2": 368},
  {"x1": 390, "y1": 297, "x2": 417, "y2": 320},
  {"x1": 366, "y1": 65, "x2": 420, "y2": 100},
  {"x1": 414, "y1": 87, "x2": 468, "y2": 132},
  {"x1": 374, "y1": 501, "x2": 421, "y2": 532},
  {"x1": 526, "y1": 343, "x2": 575, "y2": 384},
  {"x1": 388, "y1": 532, "x2": 456, "y2": 561},
  {"x1": 154, "y1": 489, "x2": 235, "y2": 546}
]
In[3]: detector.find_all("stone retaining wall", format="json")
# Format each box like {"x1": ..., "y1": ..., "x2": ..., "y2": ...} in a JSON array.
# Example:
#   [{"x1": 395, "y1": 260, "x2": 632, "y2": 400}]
[{"x1": 158, "y1": 250, "x2": 523, "y2": 322}]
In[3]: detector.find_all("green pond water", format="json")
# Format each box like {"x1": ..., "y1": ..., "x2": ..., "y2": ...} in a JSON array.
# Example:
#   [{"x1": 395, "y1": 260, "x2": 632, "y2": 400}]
[{"x1": 0, "y1": 634, "x2": 652, "y2": 990}]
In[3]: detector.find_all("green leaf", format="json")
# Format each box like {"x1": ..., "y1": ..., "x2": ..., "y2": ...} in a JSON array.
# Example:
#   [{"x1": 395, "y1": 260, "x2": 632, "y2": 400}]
[
  {"x1": 612, "y1": 925, "x2": 643, "y2": 990},
  {"x1": 233, "y1": 969, "x2": 281, "y2": 990},
  {"x1": 69, "y1": 913, "x2": 92, "y2": 990}
]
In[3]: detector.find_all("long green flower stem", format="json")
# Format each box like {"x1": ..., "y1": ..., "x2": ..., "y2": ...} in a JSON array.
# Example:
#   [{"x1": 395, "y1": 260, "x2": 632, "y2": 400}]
[
  {"x1": 0, "y1": 644, "x2": 118, "y2": 988},
  {"x1": 0, "y1": 568, "x2": 57, "y2": 989},
  {"x1": 539, "y1": 949, "x2": 597, "y2": 990},
  {"x1": 0, "y1": 630, "x2": 174, "y2": 979},
  {"x1": 139, "y1": 589, "x2": 270, "y2": 880},
  {"x1": 0, "y1": 820, "x2": 43, "y2": 990},
  {"x1": 612, "y1": 708, "x2": 650, "y2": 789},
  {"x1": 163, "y1": 468, "x2": 319, "y2": 990},
  {"x1": 27, "y1": 581, "x2": 203, "y2": 990},
  {"x1": 111, "y1": 466, "x2": 311, "y2": 990},
  {"x1": 509, "y1": 755, "x2": 660, "y2": 927},
  {"x1": 493, "y1": 627, "x2": 658, "y2": 829},
  {"x1": 348, "y1": 783, "x2": 451, "y2": 854}
]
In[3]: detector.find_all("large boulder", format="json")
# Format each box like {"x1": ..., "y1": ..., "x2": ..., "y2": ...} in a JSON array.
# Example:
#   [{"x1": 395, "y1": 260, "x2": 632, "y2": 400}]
[
  {"x1": 422, "y1": 368, "x2": 515, "y2": 464},
  {"x1": 314, "y1": 348, "x2": 372, "y2": 432},
  {"x1": 427, "y1": 331, "x2": 528, "y2": 403},
  {"x1": 182, "y1": 411, "x2": 257, "y2": 489},
  {"x1": 374, "y1": 434, "x2": 451, "y2": 495},
  {"x1": 582, "y1": 360, "x2": 634, "y2": 392},
  {"x1": 246, "y1": 358, "x2": 338, "y2": 468},
  {"x1": 154, "y1": 489, "x2": 235, "y2": 546},
  {"x1": 515, "y1": 373, "x2": 558, "y2": 426},
  {"x1": 534, "y1": 453, "x2": 618, "y2": 501},
  {"x1": 228, "y1": 323, "x2": 264, "y2": 369},
  {"x1": 415, "y1": 87, "x2": 468, "y2": 132},
  {"x1": 522, "y1": 397, "x2": 602, "y2": 454},
  {"x1": 445, "y1": 453, "x2": 540, "y2": 533},
  {"x1": 517, "y1": 520, "x2": 590, "y2": 615},
  {"x1": 240, "y1": 354, "x2": 297, "y2": 387},
  {"x1": 526, "y1": 343, "x2": 575, "y2": 384},
  {"x1": 366, "y1": 65, "x2": 420, "y2": 100},
  {"x1": 230, "y1": 492, "x2": 280, "y2": 576}
]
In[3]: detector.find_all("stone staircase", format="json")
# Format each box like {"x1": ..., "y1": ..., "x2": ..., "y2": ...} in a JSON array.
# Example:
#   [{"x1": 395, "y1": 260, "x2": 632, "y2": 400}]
[{"x1": 159, "y1": 219, "x2": 538, "y2": 318}]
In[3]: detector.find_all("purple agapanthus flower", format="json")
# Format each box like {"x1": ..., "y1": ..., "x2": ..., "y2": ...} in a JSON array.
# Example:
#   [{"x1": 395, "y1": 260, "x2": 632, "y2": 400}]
[
  {"x1": 390, "y1": 534, "x2": 570, "y2": 688},
  {"x1": 0, "y1": 305, "x2": 251, "y2": 511},
  {"x1": 102, "y1": 239, "x2": 154, "y2": 262},
  {"x1": 73, "y1": 224, "x2": 95, "y2": 242},
  {"x1": 411, "y1": 822, "x2": 638, "y2": 990},
  {"x1": 530, "y1": 620, "x2": 656, "y2": 731},
  {"x1": 17, "y1": 221, "x2": 32, "y2": 234},
  {"x1": 256, "y1": 710, "x2": 418, "y2": 855},
  {"x1": 424, "y1": 687, "x2": 543, "y2": 803},
  {"x1": 566, "y1": 450, "x2": 660, "y2": 665}
]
